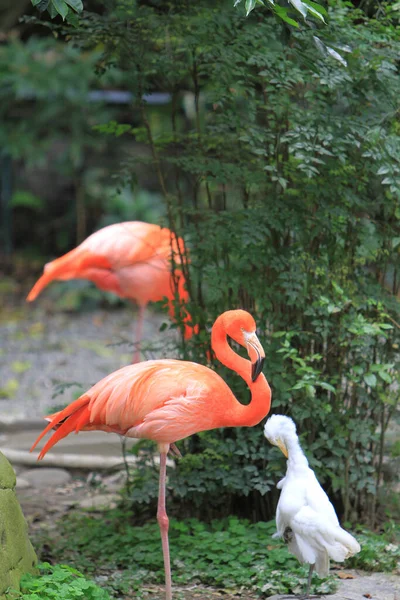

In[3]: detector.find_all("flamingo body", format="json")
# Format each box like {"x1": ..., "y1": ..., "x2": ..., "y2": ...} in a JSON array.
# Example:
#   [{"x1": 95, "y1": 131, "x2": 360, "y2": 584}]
[
  {"x1": 27, "y1": 222, "x2": 194, "y2": 358},
  {"x1": 31, "y1": 309, "x2": 272, "y2": 600},
  {"x1": 33, "y1": 357, "x2": 268, "y2": 458}
]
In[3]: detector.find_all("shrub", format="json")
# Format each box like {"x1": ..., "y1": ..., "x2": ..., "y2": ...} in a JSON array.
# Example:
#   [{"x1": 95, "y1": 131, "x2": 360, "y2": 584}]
[
  {"x1": 30, "y1": 0, "x2": 400, "y2": 525},
  {"x1": 7, "y1": 563, "x2": 110, "y2": 600}
]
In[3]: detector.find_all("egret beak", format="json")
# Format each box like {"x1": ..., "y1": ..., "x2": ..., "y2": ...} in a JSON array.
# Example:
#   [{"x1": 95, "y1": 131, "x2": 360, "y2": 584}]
[
  {"x1": 277, "y1": 439, "x2": 288, "y2": 458},
  {"x1": 246, "y1": 332, "x2": 265, "y2": 382}
]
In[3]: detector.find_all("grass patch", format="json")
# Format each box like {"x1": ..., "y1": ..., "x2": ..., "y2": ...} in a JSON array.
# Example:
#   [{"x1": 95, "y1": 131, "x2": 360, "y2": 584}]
[
  {"x1": 347, "y1": 525, "x2": 400, "y2": 572},
  {"x1": 37, "y1": 512, "x2": 337, "y2": 598},
  {"x1": 6, "y1": 563, "x2": 111, "y2": 600},
  {"x1": 32, "y1": 510, "x2": 399, "y2": 598}
]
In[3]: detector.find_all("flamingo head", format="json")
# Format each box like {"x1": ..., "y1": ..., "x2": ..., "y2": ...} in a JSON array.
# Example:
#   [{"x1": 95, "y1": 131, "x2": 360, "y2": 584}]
[{"x1": 220, "y1": 310, "x2": 265, "y2": 382}]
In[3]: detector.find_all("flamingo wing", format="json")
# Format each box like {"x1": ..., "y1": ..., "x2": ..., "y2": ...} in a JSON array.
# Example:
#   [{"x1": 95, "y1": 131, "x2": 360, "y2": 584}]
[{"x1": 31, "y1": 359, "x2": 228, "y2": 458}]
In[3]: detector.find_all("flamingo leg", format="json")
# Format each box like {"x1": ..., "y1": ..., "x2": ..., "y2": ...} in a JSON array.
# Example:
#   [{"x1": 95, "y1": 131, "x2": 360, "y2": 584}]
[
  {"x1": 133, "y1": 304, "x2": 146, "y2": 363},
  {"x1": 157, "y1": 449, "x2": 172, "y2": 600}
]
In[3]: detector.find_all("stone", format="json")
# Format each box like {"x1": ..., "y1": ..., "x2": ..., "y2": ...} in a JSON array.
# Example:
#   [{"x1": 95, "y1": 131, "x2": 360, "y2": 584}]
[
  {"x1": 0, "y1": 452, "x2": 37, "y2": 599},
  {"x1": 267, "y1": 571, "x2": 400, "y2": 600},
  {"x1": 18, "y1": 467, "x2": 72, "y2": 488},
  {"x1": 16, "y1": 478, "x2": 31, "y2": 490},
  {"x1": 102, "y1": 470, "x2": 127, "y2": 492},
  {"x1": 78, "y1": 493, "x2": 120, "y2": 510}
]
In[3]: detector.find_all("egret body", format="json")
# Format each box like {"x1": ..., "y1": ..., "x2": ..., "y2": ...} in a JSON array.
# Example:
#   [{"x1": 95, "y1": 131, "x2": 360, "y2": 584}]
[{"x1": 264, "y1": 415, "x2": 360, "y2": 599}]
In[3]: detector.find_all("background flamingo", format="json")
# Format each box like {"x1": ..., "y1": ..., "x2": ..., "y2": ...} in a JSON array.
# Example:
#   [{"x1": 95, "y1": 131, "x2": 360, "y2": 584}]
[
  {"x1": 27, "y1": 221, "x2": 194, "y2": 362},
  {"x1": 31, "y1": 309, "x2": 272, "y2": 600}
]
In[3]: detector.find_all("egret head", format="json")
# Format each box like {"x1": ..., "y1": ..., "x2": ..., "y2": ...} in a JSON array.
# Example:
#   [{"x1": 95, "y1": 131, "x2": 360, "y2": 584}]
[{"x1": 264, "y1": 414, "x2": 297, "y2": 458}]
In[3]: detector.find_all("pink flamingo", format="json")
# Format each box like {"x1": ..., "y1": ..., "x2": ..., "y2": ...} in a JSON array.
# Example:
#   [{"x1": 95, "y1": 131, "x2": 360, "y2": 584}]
[
  {"x1": 31, "y1": 309, "x2": 271, "y2": 600},
  {"x1": 27, "y1": 221, "x2": 194, "y2": 362}
]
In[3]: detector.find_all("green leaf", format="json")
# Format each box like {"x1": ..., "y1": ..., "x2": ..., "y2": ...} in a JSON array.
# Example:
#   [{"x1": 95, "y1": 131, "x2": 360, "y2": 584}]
[
  {"x1": 289, "y1": 0, "x2": 308, "y2": 19},
  {"x1": 320, "y1": 382, "x2": 336, "y2": 393},
  {"x1": 64, "y1": 0, "x2": 83, "y2": 12},
  {"x1": 48, "y1": 1, "x2": 58, "y2": 17},
  {"x1": 378, "y1": 370, "x2": 392, "y2": 384},
  {"x1": 245, "y1": 0, "x2": 256, "y2": 15},
  {"x1": 364, "y1": 373, "x2": 377, "y2": 388},
  {"x1": 377, "y1": 166, "x2": 390, "y2": 175},
  {"x1": 274, "y1": 4, "x2": 299, "y2": 26},
  {"x1": 303, "y1": 0, "x2": 327, "y2": 16},
  {"x1": 51, "y1": 0, "x2": 69, "y2": 19},
  {"x1": 33, "y1": 0, "x2": 49, "y2": 10},
  {"x1": 11, "y1": 191, "x2": 45, "y2": 211},
  {"x1": 305, "y1": 4, "x2": 325, "y2": 22}
]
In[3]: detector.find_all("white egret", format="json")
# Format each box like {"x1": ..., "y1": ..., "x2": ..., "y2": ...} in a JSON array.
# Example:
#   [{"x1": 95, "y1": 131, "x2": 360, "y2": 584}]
[{"x1": 264, "y1": 415, "x2": 360, "y2": 599}]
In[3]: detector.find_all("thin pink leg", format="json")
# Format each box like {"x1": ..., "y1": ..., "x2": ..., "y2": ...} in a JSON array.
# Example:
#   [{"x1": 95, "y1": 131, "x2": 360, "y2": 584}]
[
  {"x1": 132, "y1": 304, "x2": 145, "y2": 363},
  {"x1": 157, "y1": 450, "x2": 172, "y2": 600}
]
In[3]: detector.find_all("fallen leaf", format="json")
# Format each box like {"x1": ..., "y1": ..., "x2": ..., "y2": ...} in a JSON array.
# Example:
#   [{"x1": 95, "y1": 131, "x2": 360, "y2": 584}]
[
  {"x1": 12, "y1": 360, "x2": 32, "y2": 373},
  {"x1": 337, "y1": 572, "x2": 356, "y2": 579},
  {"x1": 0, "y1": 378, "x2": 19, "y2": 398},
  {"x1": 29, "y1": 322, "x2": 44, "y2": 337}
]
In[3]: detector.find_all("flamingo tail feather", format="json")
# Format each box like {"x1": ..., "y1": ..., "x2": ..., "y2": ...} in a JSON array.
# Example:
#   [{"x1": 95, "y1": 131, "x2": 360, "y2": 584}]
[{"x1": 30, "y1": 395, "x2": 91, "y2": 459}]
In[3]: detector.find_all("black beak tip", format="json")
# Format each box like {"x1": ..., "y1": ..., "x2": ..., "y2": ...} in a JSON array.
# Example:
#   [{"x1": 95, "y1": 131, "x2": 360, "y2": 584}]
[{"x1": 252, "y1": 357, "x2": 265, "y2": 382}]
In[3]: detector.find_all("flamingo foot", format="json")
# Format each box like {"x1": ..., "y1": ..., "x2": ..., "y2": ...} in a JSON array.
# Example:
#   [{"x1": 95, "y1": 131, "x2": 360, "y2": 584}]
[{"x1": 169, "y1": 443, "x2": 182, "y2": 458}]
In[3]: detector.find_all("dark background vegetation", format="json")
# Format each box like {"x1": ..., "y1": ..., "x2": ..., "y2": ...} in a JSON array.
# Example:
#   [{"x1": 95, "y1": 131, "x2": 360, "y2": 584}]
[{"x1": 1, "y1": 0, "x2": 399, "y2": 532}]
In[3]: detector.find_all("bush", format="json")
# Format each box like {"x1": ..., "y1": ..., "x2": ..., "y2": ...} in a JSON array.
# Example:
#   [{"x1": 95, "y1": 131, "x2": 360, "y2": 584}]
[
  {"x1": 7, "y1": 563, "x2": 110, "y2": 600},
  {"x1": 37, "y1": 510, "x2": 400, "y2": 597},
  {"x1": 31, "y1": 0, "x2": 400, "y2": 525}
]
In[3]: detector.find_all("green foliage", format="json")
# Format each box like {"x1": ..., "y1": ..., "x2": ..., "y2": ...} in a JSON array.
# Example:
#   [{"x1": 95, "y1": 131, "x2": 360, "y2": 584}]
[
  {"x1": 21, "y1": 0, "x2": 400, "y2": 526},
  {"x1": 42, "y1": 513, "x2": 337, "y2": 597},
  {"x1": 31, "y1": 0, "x2": 82, "y2": 22},
  {"x1": 8, "y1": 563, "x2": 110, "y2": 600},
  {"x1": 236, "y1": 0, "x2": 327, "y2": 26},
  {"x1": 0, "y1": 37, "x2": 109, "y2": 164},
  {"x1": 347, "y1": 527, "x2": 400, "y2": 572},
  {"x1": 38, "y1": 510, "x2": 400, "y2": 597},
  {"x1": 0, "y1": 35, "x2": 155, "y2": 255},
  {"x1": 29, "y1": 0, "x2": 326, "y2": 28},
  {"x1": 68, "y1": 0, "x2": 400, "y2": 525}
]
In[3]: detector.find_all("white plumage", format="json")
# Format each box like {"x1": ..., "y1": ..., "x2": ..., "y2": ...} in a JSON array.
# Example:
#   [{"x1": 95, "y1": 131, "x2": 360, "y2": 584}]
[{"x1": 264, "y1": 415, "x2": 360, "y2": 597}]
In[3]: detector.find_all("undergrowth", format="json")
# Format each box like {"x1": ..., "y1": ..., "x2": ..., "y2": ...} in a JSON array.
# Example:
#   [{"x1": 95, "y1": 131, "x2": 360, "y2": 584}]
[
  {"x1": 7, "y1": 563, "x2": 110, "y2": 600},
  {"x1": 32, "y1": 510, "x2": 399, "y2": 598}
]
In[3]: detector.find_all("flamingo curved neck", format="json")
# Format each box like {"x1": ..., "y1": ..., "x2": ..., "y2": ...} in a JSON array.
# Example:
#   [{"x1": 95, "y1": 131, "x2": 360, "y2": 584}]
[{"x1": 211, "y1": 317, "x2": 271, "y2": 428}]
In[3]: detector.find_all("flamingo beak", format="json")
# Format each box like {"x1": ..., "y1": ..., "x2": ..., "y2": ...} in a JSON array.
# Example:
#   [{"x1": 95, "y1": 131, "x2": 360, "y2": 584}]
[{"x1": 246, "y1": 332, "x2": 265, "y2": 382}]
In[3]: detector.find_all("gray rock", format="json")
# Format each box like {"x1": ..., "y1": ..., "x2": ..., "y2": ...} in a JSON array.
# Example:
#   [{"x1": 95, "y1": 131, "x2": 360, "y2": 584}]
[
  {"x1": 268, "y1": 571, "x2": 400, "y2": 600},
  {"x1": 78, "y1": 493, "x2": 120, "y2": 510},
  {"x1": 102, "y1": 470, "x2": 127, "y2": 492},
  {"x1": 19, "y1": 467, "x2": 72, "y2": 488},
  {"x1": 16, "y1": 477, "x2": 31, "y2": 490}
]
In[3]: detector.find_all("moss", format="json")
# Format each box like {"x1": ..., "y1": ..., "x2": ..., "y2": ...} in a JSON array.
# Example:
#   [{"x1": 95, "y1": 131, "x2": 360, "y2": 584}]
[
  {"x1": 0, "y1": 453, "x2": 37, "y2": 595},
  {"x1": 0, "y1": 455, "x2": 16, "y2": 491}
]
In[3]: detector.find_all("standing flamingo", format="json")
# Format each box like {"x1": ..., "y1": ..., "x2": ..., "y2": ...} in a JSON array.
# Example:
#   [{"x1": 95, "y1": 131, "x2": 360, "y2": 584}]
[
  {"x1": 27, "y1": 221, "x2": 194, "y2": 362},
  {"x1": 31, "y1": 309, "x2": 271, "y2": 600}
]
